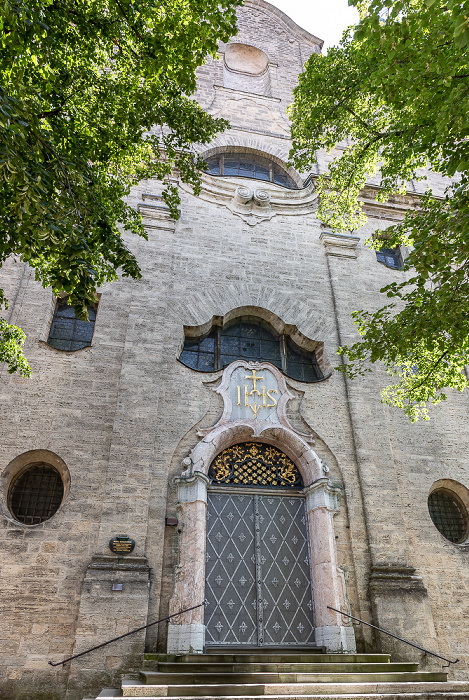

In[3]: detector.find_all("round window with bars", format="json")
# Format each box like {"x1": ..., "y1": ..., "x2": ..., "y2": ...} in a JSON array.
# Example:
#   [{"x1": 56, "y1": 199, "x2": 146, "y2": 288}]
[
  {"x1": 8, "y1": 463, "x2": 64, "y2": 525},
  {"x1": 428, "y1": 488, "x2": 469, "y2": 544}
]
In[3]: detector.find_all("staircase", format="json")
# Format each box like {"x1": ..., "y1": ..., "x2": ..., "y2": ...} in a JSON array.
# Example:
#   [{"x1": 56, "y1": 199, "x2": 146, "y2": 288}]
[{"x1": 87, "y1": 649, "x2": 469, "y2": 699}]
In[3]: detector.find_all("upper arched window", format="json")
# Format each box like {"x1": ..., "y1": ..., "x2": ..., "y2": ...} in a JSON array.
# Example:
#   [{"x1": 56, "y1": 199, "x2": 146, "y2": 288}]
[
  {"x1": 48, "y1": 298, "x2": 98, "y2": 351},
  {"x1": 179, "y1": 319, "x2": 323, "y2": 383},
  {"x1": 205, "y1": 153, "x2": 298, "y2": 189},
  {"x1": 376, "y1": 246, "x2": 403, "y2": 270}
]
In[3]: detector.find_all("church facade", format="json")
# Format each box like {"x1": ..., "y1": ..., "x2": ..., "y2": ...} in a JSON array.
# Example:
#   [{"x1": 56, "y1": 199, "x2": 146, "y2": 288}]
[{"x1": 1, "y1": 1, "x2": 469, "y2": 698}]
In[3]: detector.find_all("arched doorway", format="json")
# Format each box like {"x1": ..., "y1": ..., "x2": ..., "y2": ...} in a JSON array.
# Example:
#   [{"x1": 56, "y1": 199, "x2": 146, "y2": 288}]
[
  {"x1": 166, "y1": 360, "x2": 356, "y2": 655},
  {"x1": 205, "y1": 442, "x2": 315, "y2": 647}
]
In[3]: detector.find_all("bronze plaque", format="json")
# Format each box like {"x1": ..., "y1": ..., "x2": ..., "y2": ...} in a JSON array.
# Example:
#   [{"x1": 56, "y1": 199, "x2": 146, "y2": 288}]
[{"x1": 109, "y1": 535, "x2": 135, "y2": 554}]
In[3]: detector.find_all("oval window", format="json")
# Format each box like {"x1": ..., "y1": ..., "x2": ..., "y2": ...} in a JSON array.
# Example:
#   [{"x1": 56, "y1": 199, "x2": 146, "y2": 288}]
[
  {"x1": 8, "y1": 463, "x2": 64, "y2": 525},
  {"x1": 428, "y1": 488, "x2": 469, "y2": 544}
]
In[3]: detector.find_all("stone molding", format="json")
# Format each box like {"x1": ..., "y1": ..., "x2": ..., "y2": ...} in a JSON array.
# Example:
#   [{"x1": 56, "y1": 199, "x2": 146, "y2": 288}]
[
  {"x1": 213, "y1": 84, "x2": 281, "y2": 103},
  {"x1": 137, "y1": 194, "x2": 178, "y2": 231},
  {"x1": 320, "y1": 231, "x2": 361, "y2": 259},
  {"x1": 369, "y1": 565, "x2": 427, "y2": 594},
  {"x1": 304, "y1": 477, "x2": 341, "y2": 513},
  {"x1": 197, "y1": 360, "x2": 310, "y2": 439},
  {"x1": 180, "y1": 173, "x2": 317, "y2": 226},
  {"x1": 173, "y1": 472, "x2": 210, "y2": 504},
  {"x1": 87, "y1": 554, "x2": 150, "y2": 573},
  {"x1": 244, "y1": 0, "x2": 323, "y2": 50}
]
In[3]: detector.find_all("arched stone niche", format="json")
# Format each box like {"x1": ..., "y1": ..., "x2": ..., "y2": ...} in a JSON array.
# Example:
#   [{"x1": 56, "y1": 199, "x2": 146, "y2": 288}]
[
  {"x1": 223, "y1": 43, "x2": 272, "y2": 96},
  {"x1": 225, "y1": 43, "x2": 269, "y2": 74},
  {"x1": 167, "y1": 362, "x2": 356, "y2": 654}
]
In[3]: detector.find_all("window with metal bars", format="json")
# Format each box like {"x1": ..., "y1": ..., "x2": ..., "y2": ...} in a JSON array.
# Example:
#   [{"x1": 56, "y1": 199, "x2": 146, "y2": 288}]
[
  {"x1": 48, "y1": 299, "x2": 98, "y2": 351},
  {"x1": 205, "y1": 153, "x2": 298, "y2": 189},
  {"x1": 428, "y1": 489, "x2": 469, "y2": 543},
  {"x1": 179, "y1": 320, "x2": 323, "y2": 383},
  {"x1": 8, "y1": 464, "x2": 64, "y2": 525},
  {"x1": 376, "y1": 246, "x2": 403, "y2": 270}
]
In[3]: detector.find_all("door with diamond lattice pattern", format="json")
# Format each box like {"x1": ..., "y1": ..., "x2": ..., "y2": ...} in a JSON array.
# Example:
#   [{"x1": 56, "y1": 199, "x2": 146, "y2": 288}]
[{"x1": 205, "y1": 492, "x2": 315, "y2": 646}]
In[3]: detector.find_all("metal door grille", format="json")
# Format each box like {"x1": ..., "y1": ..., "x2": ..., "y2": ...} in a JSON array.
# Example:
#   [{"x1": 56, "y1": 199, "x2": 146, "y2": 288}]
[{"x1": 205, "y1": 492, "x2": 315, "y2": 646}]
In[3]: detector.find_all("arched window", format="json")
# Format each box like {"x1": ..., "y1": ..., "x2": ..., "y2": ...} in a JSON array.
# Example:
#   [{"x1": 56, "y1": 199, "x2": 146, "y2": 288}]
[
  {"x1": 376, "y1": 246, "x2": 403, "y2": 270},
  {"x1": 48, "y1": 299, "x2": 98, "y2": 351},
  {"x1": 179, "y1": 319, "x2": 323, "y2": 382},
  {"x1": 205, "y1": 153, "x2": 298, "y2": 189}
]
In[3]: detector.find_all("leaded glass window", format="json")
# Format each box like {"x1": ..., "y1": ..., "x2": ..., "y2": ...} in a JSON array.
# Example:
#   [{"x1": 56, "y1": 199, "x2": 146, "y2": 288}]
[
  {"x1": 179, "y1": 319, "x2": 323, "y2": 383},
  {"x1": 376, "y1": 246, "x2": 403, "y2": 270},
  {"x1": 8, "y1": 464, "x2": 64, "y2": 525},
  {"x1": 179, "y1": 330, "x2": 217, "y2": 371},
  {"x1": 428, "y1": 489, "x2": 469, "y2": 544},
  {"x1": 208, "y1": 442, "x2": 304, "y2": 489},
  {"x1": 48, "y1": 300, "x2": 97, "y2": 351},
  {"x1": 205, "y1": 153, "x2": 298, "y2": 189},
  {"x1": 219, "y1": 322, "x2": 282, "y2": 369},
  {"x1": 286, "y1": 338, "x2": 322, "y2": 382}
]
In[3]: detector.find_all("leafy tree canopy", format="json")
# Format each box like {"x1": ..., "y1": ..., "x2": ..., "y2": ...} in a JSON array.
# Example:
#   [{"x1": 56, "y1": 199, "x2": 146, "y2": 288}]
[
  {"x1": 1, "y1": 0, "x2": 241, "y2": 375},
  {"x1": 289, "y1": 0, "x2": 469, "y2": 421}
]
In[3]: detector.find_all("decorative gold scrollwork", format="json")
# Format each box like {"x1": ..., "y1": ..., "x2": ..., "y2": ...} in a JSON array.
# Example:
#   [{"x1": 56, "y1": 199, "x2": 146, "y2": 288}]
[{"x1": 209, "y1": 443, "x2": 303, "y2": 489}]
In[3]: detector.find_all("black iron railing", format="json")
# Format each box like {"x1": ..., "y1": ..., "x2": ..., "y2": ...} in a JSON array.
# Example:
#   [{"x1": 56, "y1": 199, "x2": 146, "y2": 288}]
[
  {"x1": 328, "y1": 605, "x2": 459, "y2": 666},
  {"x1": 48, "y1": 601, "x2": 205, "y2": 667}
]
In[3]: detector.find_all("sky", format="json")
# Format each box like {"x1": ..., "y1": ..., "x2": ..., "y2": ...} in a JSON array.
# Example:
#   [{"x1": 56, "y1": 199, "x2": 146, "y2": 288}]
[{"x1": 266, "y1": 0, "x2": 359, "y2": 52}]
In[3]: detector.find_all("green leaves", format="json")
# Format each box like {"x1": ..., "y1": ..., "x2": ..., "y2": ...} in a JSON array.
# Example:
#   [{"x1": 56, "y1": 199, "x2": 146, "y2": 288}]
[
  {"x1": 1, "y1": 0, "x2": 241, "y2": 371},
  {"x1": 289, "y1": 0, "x2": 469, "y2": 420}
]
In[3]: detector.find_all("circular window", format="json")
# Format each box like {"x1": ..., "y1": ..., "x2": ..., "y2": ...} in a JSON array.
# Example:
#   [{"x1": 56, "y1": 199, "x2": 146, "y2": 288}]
[
  {"x1": 8, "y1": 463, "x2": 64, "y2": 525},
  {"x1": 428, "y1": 488, "x2": 469, "y2": 544}
]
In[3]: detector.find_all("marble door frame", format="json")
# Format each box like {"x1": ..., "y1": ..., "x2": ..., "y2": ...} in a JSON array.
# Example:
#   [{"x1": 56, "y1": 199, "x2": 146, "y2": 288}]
[{"x1": 167, "y1": 423, "x2": 356, "y2": 654}]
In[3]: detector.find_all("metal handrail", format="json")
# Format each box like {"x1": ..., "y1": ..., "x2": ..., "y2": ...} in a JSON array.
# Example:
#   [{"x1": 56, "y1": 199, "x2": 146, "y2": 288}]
[
  {"x1": 48, "y1": 601, "x2": 205, "y2": 667},
  {"x1": 328, "y1": 605, "x2": 459, "y2": 666}
]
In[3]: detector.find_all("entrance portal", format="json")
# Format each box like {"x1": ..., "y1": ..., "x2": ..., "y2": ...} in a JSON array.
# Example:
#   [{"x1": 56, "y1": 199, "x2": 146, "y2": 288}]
[{"x1": 204, "y1": 443, "x2": 315, "y2": 647}]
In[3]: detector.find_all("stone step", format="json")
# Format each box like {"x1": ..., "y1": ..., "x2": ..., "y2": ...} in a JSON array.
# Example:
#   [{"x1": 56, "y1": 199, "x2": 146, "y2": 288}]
[
  {"x1": 98, "y1": 693, "x2": 469, "y2": 700},
  {"x1": 205, "y1": 647, "x2": 325, "y2": 654},
  {"x1": 143, "y1": 654, "x2": 393, "y2": 665},
  {"x1": 120, "y1": 680, "x2": 469, "y2": 698},
  {"x1": 150, "y1": 663, "x2": 419, "y2": 674},
  {"x1": 140, "y1": 672, "x2": 448, "y2": 686}
]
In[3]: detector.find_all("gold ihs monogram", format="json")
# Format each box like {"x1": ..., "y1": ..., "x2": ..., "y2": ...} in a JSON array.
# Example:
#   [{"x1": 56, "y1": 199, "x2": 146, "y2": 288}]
[{"x1": 236, "y1": 370, "x2": 277, "y2": 417}]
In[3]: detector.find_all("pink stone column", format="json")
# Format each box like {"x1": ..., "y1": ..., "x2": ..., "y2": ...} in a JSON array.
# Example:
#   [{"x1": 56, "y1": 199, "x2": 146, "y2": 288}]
[
  {"x1": 305, "y1": 478, "x2": 356, "y2": 652},
  {"x1": 167, "y1": 472, "x2": 209, "y2": 653}
]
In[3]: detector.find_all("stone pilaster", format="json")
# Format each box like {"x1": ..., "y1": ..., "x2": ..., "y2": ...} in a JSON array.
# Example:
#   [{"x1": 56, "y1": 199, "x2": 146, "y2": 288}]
[
  {"x1": 167, "y1": 472, "x2": 209, "y2": 654},
  {"x1": 305, "y1": 478, "x2": 356, "y2": 652},
  {"x1": 368, "y1": 565, "x2": 438, "y2": 662},
  {"x1": 66, "y1": 555, "x2": 150, "y2": 699}
]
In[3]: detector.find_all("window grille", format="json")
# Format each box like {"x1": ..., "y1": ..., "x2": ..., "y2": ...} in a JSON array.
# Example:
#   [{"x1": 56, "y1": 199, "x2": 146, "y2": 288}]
[
  {"x1": 376, "y1": 246, "x2": 403, "y2": 270},
  {"x1": 179, "y1": 319, "x2": 323, "y2": 383},
  {"x1": 8, "y1": 464, "x2": 64, "y2": 525},
  {"x1": 208, "y1": 442, "x2": 304, "y2": 489},
  {"x1": 205, "y1": 153, "x2": 298, "y2": 189},
  {"x1": 48, "y1": 300, "x2": 97, "y2": 351},
  {"x1": 428, "y1": 489, "x2": 469, "y2": 543}
]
